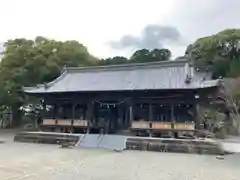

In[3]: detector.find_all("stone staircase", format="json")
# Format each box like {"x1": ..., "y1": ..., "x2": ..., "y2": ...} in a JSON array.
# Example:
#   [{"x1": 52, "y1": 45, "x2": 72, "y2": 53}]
[{"x1": 76, "y1": 134, "x2": 127, "y2": 150}]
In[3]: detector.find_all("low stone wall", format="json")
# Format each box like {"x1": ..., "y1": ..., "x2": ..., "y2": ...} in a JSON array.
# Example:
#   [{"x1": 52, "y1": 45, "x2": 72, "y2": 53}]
[
  {"x1": 126, "y1": 137, "x2": 226, "y2": 155},
  {"x1": 14, "y1": 132, "x2": 80, "y2": 144},
  {"x1": 14, "y1": 132, "x2": 227, "y2": 155}
]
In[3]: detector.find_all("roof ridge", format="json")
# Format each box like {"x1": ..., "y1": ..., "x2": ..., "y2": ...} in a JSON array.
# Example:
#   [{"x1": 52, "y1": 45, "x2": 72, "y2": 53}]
[{"x1": 65, "y1": 59, "x2": 190, "y2": 73}]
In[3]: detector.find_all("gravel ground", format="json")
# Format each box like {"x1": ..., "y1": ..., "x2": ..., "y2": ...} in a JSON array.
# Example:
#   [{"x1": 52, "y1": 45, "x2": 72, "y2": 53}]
[{"x1": 0, "y1": 131, "x2": 240, "y2": 180}]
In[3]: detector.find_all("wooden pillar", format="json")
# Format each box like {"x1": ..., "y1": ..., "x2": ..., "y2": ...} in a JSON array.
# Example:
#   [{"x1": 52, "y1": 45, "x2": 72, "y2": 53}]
[
  {"x1": 171, "y1": 104, "x2": 175, "y2": 122},
  {"x1": 86, "y1": 102, "x2": 93, "y2": 120},
  {"x1": 170, "y1": 104, "x2": 175, "y2": 137},
  {"x1": 194, "y1": 103, "x2": 201, "y2": 130},
  {"x1": 41, "y1": 102, "x2": 46, "y2": 126},
  {"x1": 149, "y1": 103, "x2": 153, "y2": 121},
  {"x1": 86, "y1": 99, "x2": 93, "y2": 134},
  {"x1": 53, "y1": 104, "x2": 57, "y2": 119},
  {"x1": 149, "y1": 103, "x2": 153, "y2": 137},
  {"x1": 72, "y1": 103, "x2": 75, "y2": 120},
  {"x1": 117, "y1": 105, "x2": 122, "y2": 128},
  {"x1": 42, "y1": 102, "x2": 46, "y2": 116},
  {"x1": 71, "y1": 103, "x2": 75, "y2": 133},
  {"x1": 194, "y1": 92, "x2": 201, "y2": 130},
  {"x1": 129, "y1": 106, "x2": 133, "y2": 125}
]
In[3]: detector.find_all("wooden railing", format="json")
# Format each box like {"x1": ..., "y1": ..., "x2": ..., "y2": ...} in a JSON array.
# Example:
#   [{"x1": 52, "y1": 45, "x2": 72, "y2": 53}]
[
  {"x1": 73, "y1": 120, "x2": 88, "y2": 127},
  {"x1": 42, "y1": 119, "x2": 57, "y2": 125},
  {"x1": 57, "y1": 119, "x2": 72, "y2": 126},
  {"x1": 151, "y1": 122, "x2": 172, "y2": 129},
  {"x1": 131, "y1": 121, "x2": 150, "y2": 129},
  {"x1": 42, "y1": 119, "x2": 89, "y2": 127},
  {"x1": 131, "y1": 121, "x2": 195, "y2": 131},
  {"x1": 173, "y1": 123, "x2": 195, "y2": 130}
]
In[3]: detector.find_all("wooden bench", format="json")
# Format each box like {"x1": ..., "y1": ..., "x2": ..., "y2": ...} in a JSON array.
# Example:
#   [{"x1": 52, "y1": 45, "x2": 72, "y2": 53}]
[
  {"x1": 42, "y1": 119, "x2": 57, "y2": 125},
  {"x1": 73, "y1": 120, "x2": 88, "y2": 127},
  {"x1": 131, "y1": 121, "x2": 150, "y2": 129},
  {"x1": 151, "y1": 122, "x2": 172, "y2": 130},
  {"x1": 174, "y1": 123, "x2": 195, "y2": 130}
]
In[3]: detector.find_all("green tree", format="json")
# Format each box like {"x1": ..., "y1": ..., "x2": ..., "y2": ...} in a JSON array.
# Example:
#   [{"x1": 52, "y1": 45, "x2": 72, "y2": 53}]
[
  {"x1": 0, "y1": 37, "x2": 98, "y2": 126},
  {"x1": 185, "y1": 29, "x2": 240, "y2": 78},
  {"x1": 149, "y1": 48, "x2": 171, "y2": 61},
  {"x1": 130, "y1": 49, "x2": 151, "y2": 63},
  {"x1": 130, "y1": 48, "x2": 171, "y2": 63},
  {"x1": 99, "y1": 56, "x2": 128, "y2": 65},
  {"x1": 99, "y1": 48, "x2": 171, "y2": 66}
]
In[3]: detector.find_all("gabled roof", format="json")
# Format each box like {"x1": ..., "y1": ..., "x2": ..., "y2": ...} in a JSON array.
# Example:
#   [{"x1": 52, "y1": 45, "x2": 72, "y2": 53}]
[{"x1": 23, "y1": 60, "x2": 219, "y2": 94}]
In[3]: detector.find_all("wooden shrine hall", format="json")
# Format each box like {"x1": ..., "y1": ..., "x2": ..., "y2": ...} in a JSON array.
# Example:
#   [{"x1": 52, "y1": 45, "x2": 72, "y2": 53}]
[{"x1": 23, "y1": 60, "x2": 219, "y2": 137}]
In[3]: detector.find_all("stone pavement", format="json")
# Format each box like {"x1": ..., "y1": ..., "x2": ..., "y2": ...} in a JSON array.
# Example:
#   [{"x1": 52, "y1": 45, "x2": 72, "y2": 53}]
[
  {"x1": 1, "y1": 130, "x2": 240, "y2": 180},
  {"x1": 0, "y1": 141, "x2": 240, "y2": 179}
]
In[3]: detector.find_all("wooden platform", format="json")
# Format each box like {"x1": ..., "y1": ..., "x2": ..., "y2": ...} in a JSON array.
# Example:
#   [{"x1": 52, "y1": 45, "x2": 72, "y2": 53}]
[{"x1": 13, "y1": 131, "x2": 227, "y2": 155}]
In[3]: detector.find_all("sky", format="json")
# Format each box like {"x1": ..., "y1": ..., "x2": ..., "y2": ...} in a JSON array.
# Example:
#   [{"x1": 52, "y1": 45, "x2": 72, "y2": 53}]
[{"x1": 0, "y1": 0, "x2": 239, "y2": 59}]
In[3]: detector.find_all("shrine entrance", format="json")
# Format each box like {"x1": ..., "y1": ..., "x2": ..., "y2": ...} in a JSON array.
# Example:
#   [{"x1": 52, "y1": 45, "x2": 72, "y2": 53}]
[{"x1": 93, "y1": 100, "x2": 128, "y2": 134}]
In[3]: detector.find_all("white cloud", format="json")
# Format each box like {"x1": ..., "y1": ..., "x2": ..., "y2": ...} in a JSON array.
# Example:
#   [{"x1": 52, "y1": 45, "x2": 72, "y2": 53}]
[
  {"x1": 0, "y1": 0, "x2": 239, "y2": 58},
  {"x1": 0, "y1": 0, "x2": 175, "y2": 58}
]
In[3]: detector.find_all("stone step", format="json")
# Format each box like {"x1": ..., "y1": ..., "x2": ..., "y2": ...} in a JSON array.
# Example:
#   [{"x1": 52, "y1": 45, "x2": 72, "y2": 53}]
[{"x1": 76, "y1": 134, "x2": 127, "y2": 150}]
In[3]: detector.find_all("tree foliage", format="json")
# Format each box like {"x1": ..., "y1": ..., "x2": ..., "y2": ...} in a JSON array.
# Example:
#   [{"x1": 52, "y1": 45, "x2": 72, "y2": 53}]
[
  {"x1": 98, "y1": 56, "x2": 128, "y2": 65},
  {"x1": 185, "y1": 29, "x2": 240, "y2": 78},
  {"x1": 1, "y1": 37, "x2": 97, "y2": 87},
  {"x1": 99, "y1": 48, "x2": 172, "y2": 65},
  {"x1": 0, "y1": 37, "x2": 98, "y2": 125},
  {"x1": 130, "y1": 48, "x2": 171, "y2": 63}
]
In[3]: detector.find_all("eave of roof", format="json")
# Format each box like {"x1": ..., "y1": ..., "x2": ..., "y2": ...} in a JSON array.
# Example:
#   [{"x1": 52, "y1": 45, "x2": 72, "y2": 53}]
[{"x1": 22, "y1": 60, "x2": 219, "y2": 94}]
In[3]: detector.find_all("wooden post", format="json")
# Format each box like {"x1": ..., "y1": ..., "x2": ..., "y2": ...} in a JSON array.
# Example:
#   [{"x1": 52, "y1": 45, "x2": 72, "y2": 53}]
[
  {"x1": 72, "y1": 103, "x2": 75, "y2": 120},
  {"x1": 194, "y1": 92, "x2": 201, "y2": 130},
  {"x1": 41, "y1": 102, "x2": 46, "y2": 127},
  {"x1": 129, "y1": 106, "x2": 133, "y2": 125},
  {"x1": 42, "y1": 102, "x2": 46, "y2": 117},
  {"x1": 170, "y1": 104, "x2": 175, "y2": 137},
  {"x1": 86, "y1": 100, "x2": 93, "y2": 134},
  {"x1": 171, "y1": 104, "x2": 175, "y2": 122},
  {"x1": 149, "y1": 103, "x2": 153, "y2": 137},
  {"x1": 194, "y1": 104, "x2": 201, "y2": 130},
  {"x1": 171, "y1": 104, "x2": 175, "y2": 130},
  {"x1": 71, "y1": 103, "x2": 75, "y2": 133},
  {"x1": 149, "y1": 103, "x2": 153, "y2": 121},
  {"x1": 53, "y1": 104, "x2": 57, "y2": 119}
]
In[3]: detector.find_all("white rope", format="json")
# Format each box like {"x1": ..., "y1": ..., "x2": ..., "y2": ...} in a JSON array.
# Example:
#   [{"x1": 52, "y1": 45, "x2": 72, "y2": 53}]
[{"x1": 92, "y1": 99, "x2": 129, "y2": 107}]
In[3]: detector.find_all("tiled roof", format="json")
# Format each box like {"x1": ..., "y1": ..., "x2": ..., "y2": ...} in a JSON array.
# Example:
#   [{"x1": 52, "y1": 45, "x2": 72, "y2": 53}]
[{"x1": 23, "y1": 60, "x2": 219, "y2": 94}]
